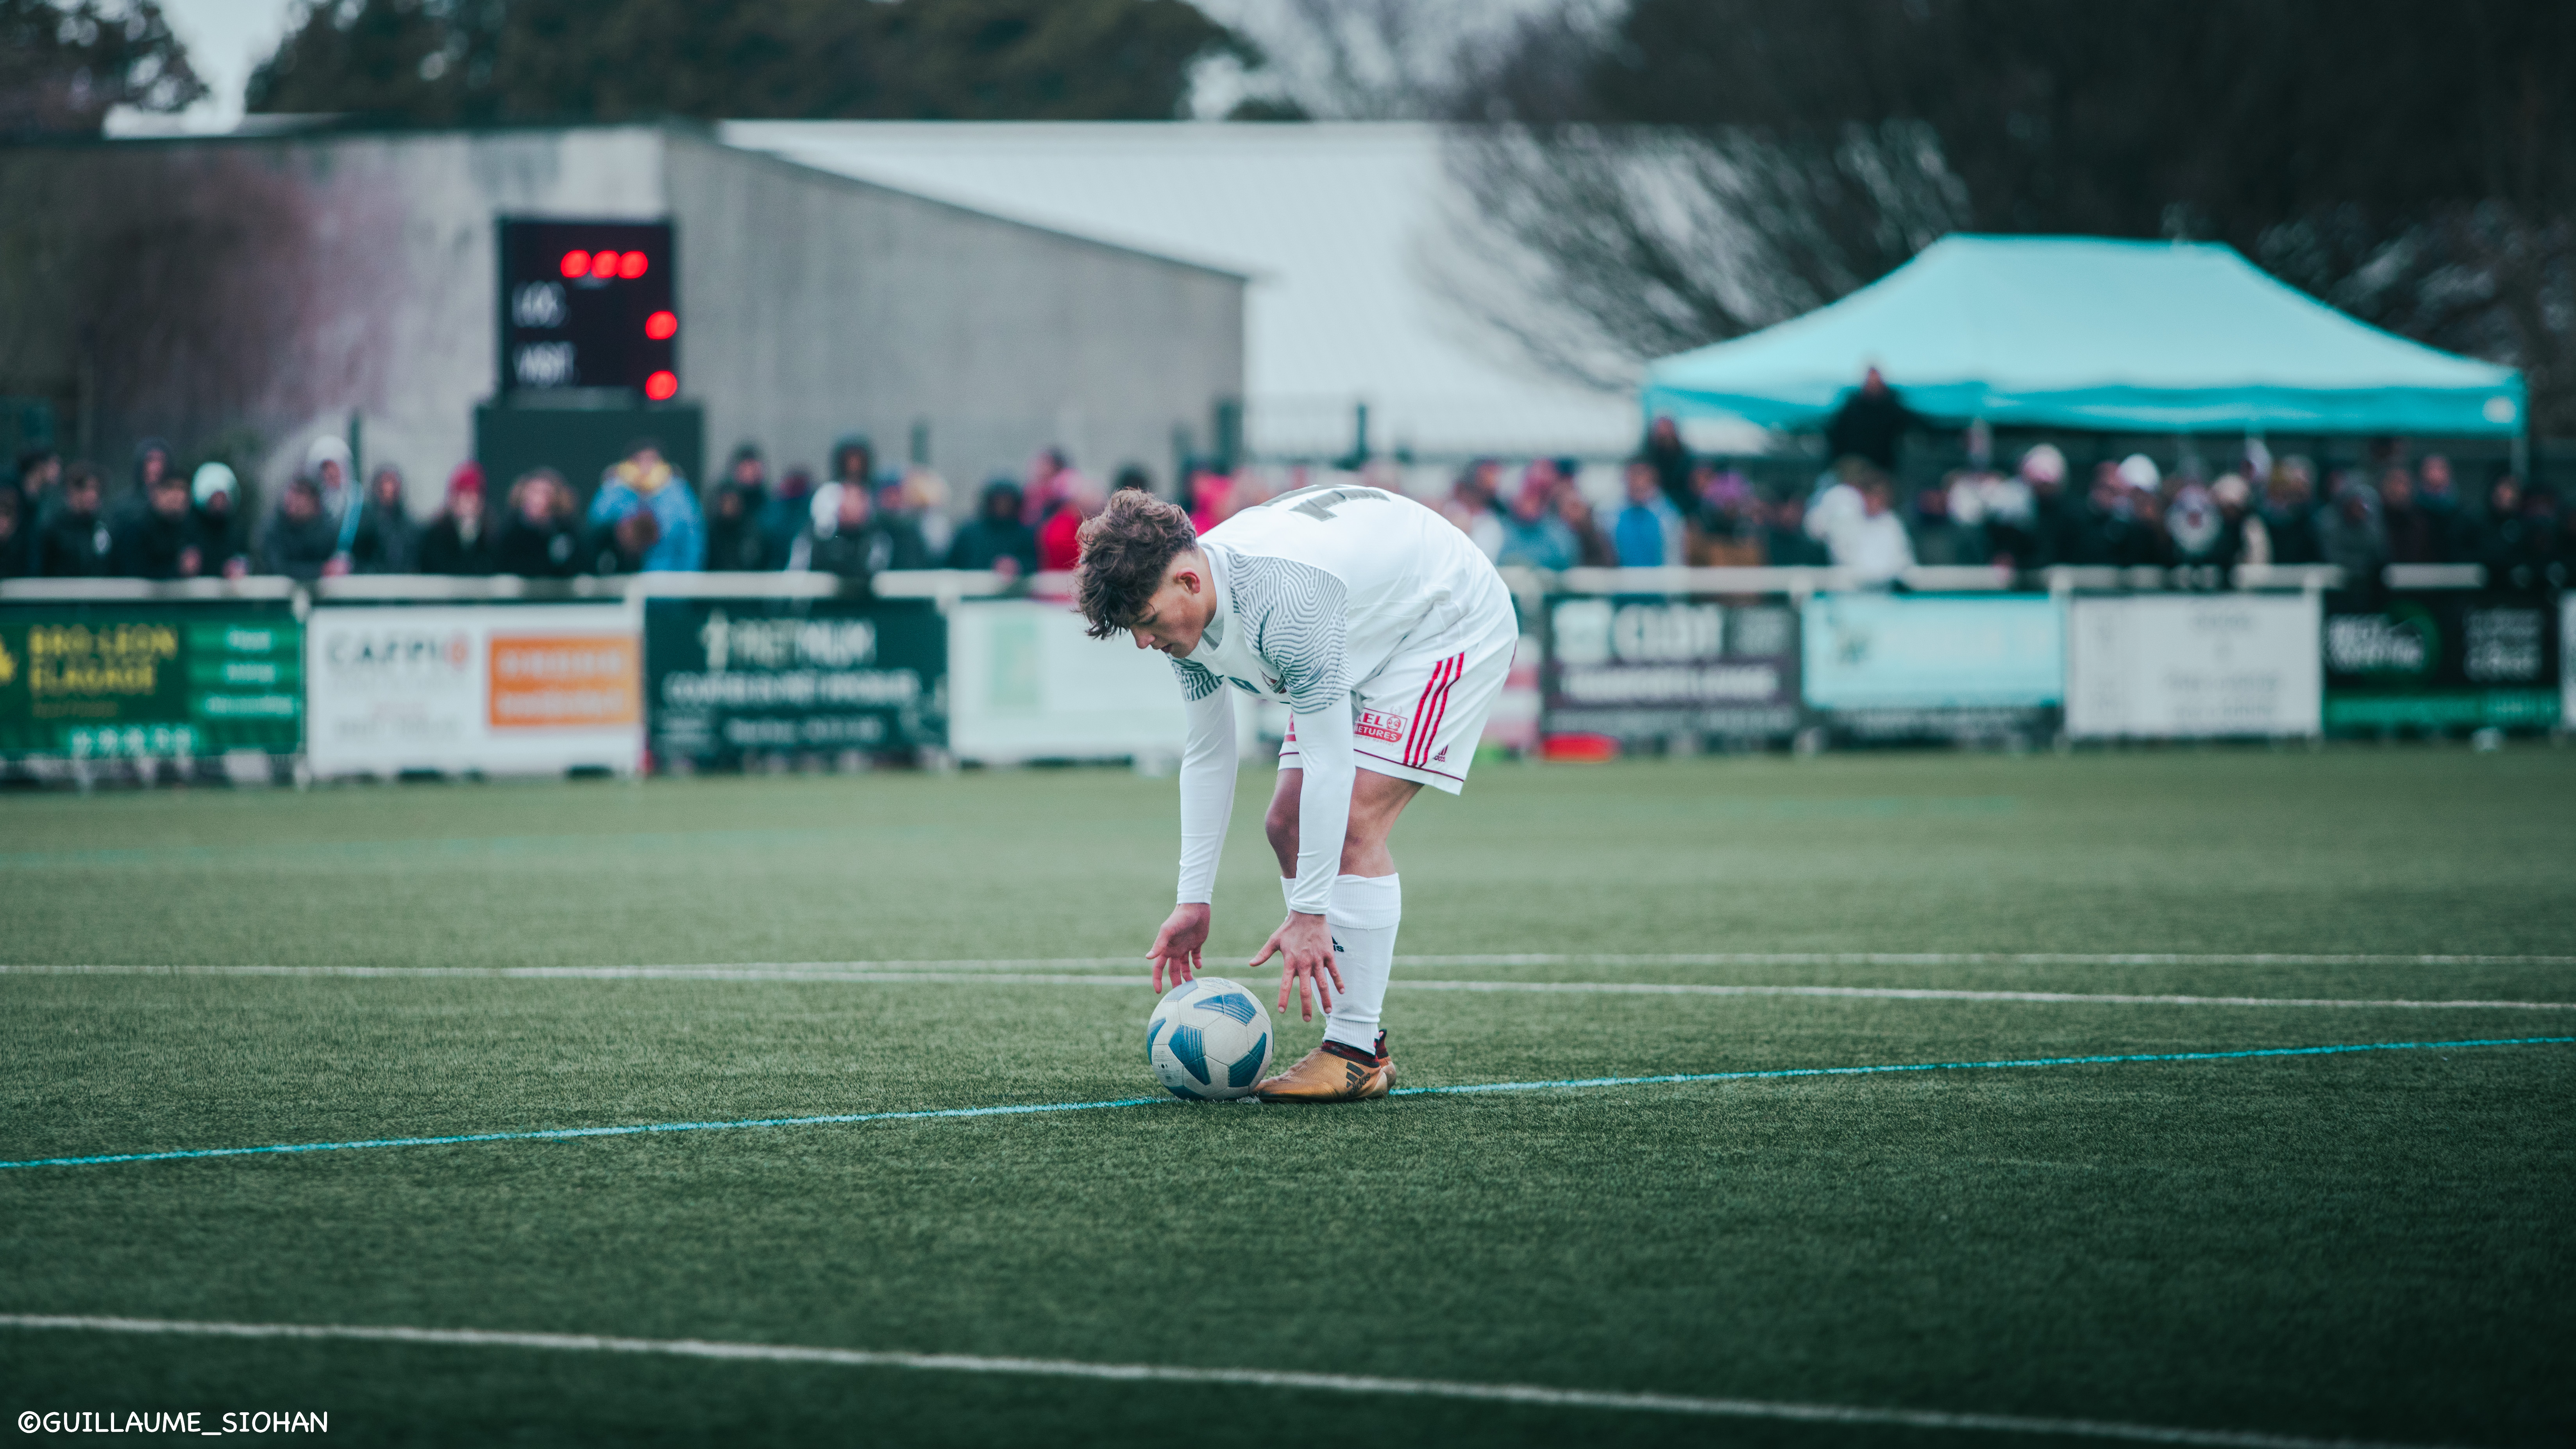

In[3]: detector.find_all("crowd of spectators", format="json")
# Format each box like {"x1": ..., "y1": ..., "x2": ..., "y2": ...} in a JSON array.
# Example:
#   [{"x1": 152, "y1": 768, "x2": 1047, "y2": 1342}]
[
  {"x1": 0, "y1": 432, "x2": 1155, "y2": 589},
  {"x1": 1401, "y1": 371, "x2": 2575, "y2": 592},
  {"x1": 5, "y1": 394, "x2": 2572, "y2": 597}
]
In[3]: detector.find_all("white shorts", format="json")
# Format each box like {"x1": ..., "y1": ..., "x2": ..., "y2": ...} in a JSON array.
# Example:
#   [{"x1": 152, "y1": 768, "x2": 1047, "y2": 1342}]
[{"x1": 1280, "y1": 608, "x2": 1518, "y2": 795}]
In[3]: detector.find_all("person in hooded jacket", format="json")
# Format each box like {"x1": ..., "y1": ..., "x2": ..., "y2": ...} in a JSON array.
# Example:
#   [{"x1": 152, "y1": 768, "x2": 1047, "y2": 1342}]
[
  {"x1": 348, "y1": 465, "x2": 420, "y2": 572},
  {"x1": 258, "y1": 475, "x2": 340, "y2": 580},
  {"x1": 130, "y1": 437, "x2": 177, "y2": 506},
  {"x1": 704, "y1": 444, "x2": 772, "y2": 572},
  {"x1": 418, "y1": 463, "x2": 499, "y2": 575},
  {"x1": 945, "y1": 479, "x2": 1039, "y2": 577},
  {"x1": 586, "y1": 440, "x2": 704, "y2": 571},
  {"x1": 109, "y1": 455, "x2": 203, "y2": 579},
  {"x1": 191, "y1": 463, "x2": 253, "y2": 578},
  {"x1": 796, "y1": 477, "x2": 928, "y2": 584}
]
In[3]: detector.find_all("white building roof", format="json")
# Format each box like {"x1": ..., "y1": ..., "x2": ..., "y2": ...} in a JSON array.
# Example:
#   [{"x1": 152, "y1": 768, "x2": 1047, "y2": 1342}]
[{"x1": 720, "y1": 121, "x2": 1643, "y2": 461}]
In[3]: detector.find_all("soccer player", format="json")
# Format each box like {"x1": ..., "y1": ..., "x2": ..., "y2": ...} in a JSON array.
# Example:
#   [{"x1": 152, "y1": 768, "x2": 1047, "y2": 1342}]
[{"x1": 1075, "y1": 485, "x2": 1519, "y2": 1102}]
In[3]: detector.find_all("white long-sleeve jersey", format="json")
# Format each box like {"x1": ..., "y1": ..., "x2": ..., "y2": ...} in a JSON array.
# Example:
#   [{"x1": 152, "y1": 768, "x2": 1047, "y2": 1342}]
[{"x1": 1169, "y1": 484, "x2": 1505, "y2": 915}]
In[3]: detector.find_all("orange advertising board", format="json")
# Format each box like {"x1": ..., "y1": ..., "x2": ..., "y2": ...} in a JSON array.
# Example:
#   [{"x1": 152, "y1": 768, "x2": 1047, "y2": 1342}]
[{"x1": 487, "y1": 634, "x2": 640, "y2": 729}]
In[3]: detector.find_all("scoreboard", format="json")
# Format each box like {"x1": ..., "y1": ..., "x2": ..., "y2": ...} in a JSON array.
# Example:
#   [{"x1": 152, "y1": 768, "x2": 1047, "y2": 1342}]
[{"x1": 496, "y1": 219, "x2": 678, "y2": 400}]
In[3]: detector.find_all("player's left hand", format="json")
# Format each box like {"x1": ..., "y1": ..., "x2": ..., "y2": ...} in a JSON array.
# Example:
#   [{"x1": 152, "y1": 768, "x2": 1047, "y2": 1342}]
[{"x1": 1251, "y1": 911, "x2": 1341, "y2": 1021}]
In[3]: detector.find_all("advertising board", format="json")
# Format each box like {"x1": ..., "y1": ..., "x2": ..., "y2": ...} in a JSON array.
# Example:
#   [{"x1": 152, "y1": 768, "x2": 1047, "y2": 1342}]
[
  {"x1": 0, "y1": 604, "x2": 300, "y2": 758},
  {"x1": 2321, "y1": 593, "x2": 2560, "y2": 732},
  {"x1": 1543, "y1": 595, "x2": 1800, "y2": 742},
  {"x1": 947, "y1": 599, "x2": 1187, "y2": 763},
  {"x1": 306, "y1": 604, "x2": 640, "y2": 776},
  {"x1": 644, "y1": 598, "x2": 945, "y2": 763},
  {"x1": 1800, "y1": 593, "x2": 2063, "y2": 736},
  {"x1": 2066, "y1": 594, "x2": 2322, "y2": 738},
  {"x1": 2565, "y1": 595, "x2": 2576, "y2": 731}
]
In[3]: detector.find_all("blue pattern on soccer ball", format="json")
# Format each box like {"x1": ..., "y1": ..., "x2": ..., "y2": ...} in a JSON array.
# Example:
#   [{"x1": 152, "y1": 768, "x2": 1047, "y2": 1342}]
[
  {"x1": 1193, "y1": 991, "x2": 1258, "y2": 1024},
  {"x1": 1168, "y1": 1024, "x2": 1210, "y2": 1084},
  {"x1": 1166, "y1": 1081, "x2": 1207, "y2": 1101},
  {"x1": 1145, "y1": 1017, "x2": 1166, "y2": 1065},
  {"x1": 1226, "y1": 1032, "x2": 1269, "y2": 1089}
]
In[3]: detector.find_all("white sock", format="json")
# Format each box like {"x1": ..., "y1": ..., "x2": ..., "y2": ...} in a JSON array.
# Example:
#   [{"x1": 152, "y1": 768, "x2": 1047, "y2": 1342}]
[{"x1": 1321, "y1": 874, "x2": 1400, "y2": 1055}]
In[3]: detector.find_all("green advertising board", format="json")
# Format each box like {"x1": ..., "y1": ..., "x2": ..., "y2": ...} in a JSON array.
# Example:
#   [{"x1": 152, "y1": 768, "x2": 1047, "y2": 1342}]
[
  {"x1": 2320, "y1": 593, "x2": 2561, "y2": 733},
  {"x1": 0, "y1": 605, "x2": 302, "y2": 758}
]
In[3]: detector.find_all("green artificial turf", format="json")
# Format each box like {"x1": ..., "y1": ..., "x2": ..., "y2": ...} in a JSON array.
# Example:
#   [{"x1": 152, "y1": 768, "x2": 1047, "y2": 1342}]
[{"x1": 2, "y1": 747, "x2": 2572, "y2": 1446}]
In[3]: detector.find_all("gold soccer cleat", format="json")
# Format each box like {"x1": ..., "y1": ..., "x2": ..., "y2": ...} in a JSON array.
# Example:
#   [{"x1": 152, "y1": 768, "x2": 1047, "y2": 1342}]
[{"x1": 1255, "y1": 1035, "x2": 1396, "y2": 1103}]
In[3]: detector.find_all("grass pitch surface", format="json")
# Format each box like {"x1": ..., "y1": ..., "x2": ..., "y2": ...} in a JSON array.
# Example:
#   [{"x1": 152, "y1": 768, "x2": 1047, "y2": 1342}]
[{"x1": 2, "y1": 747, "x2": 2572, "y2": 1446}]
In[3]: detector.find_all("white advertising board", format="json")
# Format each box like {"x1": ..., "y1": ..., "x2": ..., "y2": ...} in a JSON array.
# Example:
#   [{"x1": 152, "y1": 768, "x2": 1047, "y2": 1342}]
[
  {"x1": 2067, "y1": 594, "x2": 2321, "y2": 738},
  {"x1": 947, "y1": 599, "x2": 1200, "y2": 764},
  {"x1": 2564, "y1": 595, "x2": 2576, "y2": 730},
  {"x1": 306, "y1": 605, "x2": 644, "y2": 776}
]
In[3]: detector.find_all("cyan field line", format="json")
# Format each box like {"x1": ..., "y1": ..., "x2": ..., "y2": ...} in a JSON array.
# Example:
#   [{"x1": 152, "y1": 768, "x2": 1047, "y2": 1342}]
[
  {"x1": 0, "y1": 1036, "x2": 2564, "y2": 1173},
  {"x1": 5, "y1": 963, "x2": 2572, "y2": 1011},
  {"x1": 9, "y1": 951, "x2": 2576, "y2": 973},
  {"x1": 0, "y1": 1313, "x2": 2451, "y2": 1449}
]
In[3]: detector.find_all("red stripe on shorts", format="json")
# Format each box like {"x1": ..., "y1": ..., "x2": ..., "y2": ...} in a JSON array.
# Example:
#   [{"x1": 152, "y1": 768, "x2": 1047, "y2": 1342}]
[
  {"x1": 1419, "y1": 653, "x2": 1463, "y2": 766},
  {"x1": 1407, "y1": 653, "x2": 1464, "y2": 767}
]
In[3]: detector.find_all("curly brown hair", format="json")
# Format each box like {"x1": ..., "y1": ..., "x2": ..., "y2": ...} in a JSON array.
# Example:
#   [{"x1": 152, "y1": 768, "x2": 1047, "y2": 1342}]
[{"x1": 1075, "y1": 490, "x2": 1200, "y2": 639}]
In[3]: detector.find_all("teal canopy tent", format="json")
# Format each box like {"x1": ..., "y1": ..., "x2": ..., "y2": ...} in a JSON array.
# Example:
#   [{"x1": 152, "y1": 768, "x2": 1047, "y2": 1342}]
[{"x1": 1640, "y1": 236, "x2": 2525, "y2": 437}]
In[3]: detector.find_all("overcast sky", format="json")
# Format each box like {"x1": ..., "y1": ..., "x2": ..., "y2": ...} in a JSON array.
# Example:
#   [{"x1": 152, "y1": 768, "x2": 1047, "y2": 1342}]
[
  {"x1": 144, "y1": 0, "x2": 301, "y2": 131},
  {"x1": 128, "y1": 0, "x2": 1570, "y2": 131}
]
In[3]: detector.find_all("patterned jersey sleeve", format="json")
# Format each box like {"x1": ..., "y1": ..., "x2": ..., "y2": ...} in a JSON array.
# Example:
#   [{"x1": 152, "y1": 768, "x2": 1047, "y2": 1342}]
[
  {"x1": 1228, "y1": 555, "x2": 1350, "y2": 714},
  {"x1": 1167, "y1": 656, "x2": 1222, "y2": 702}
]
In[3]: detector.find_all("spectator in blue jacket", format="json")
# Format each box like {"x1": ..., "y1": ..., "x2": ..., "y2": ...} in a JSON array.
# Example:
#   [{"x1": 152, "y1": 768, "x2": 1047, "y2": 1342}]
[
  {"x1": 1611, "y1": 458, "x2": 1682, "y2": 567},
  {"x1": 586, "y1": 439, "x2": 703, "y2": 572}
]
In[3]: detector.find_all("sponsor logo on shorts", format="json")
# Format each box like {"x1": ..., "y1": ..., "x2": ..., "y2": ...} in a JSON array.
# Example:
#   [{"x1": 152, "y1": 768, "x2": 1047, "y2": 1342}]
[
  {"x1": 1355, "y1": 708, "x2": 1408, "y2": 742},
  {"x1": 1432, "y1": 745, "x2": 1450, "y2": 763}
]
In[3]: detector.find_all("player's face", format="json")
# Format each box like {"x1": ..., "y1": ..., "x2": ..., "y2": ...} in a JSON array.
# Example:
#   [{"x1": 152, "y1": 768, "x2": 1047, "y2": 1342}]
[{"x1": 1127, "y1": 567, "x2": 1210, "y2": 657}]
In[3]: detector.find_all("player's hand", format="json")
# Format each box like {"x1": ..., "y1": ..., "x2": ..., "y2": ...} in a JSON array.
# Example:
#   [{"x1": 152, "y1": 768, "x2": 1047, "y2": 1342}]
[
  {"x1": 1251, "y1": 911, "x2": 1341, "y2": 1021},
  {"x1": 1147, "y1": 903, "x2": 1211, "y2": 993}
]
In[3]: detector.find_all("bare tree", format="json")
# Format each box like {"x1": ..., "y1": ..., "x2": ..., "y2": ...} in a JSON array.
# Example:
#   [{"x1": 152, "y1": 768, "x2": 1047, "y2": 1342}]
[
  {"x1": 0, "y1": 143, "x2": 402, "y2": 483},
  {"x1": 1423, "y1": 0, "x2": 2576, "y2": 430},
  {"x1": 1428, "y1": 120, "x2": 1970, "y2": 391},
  {"x1": 0, "y1": 0, "x2": 203, "y2": 136}
]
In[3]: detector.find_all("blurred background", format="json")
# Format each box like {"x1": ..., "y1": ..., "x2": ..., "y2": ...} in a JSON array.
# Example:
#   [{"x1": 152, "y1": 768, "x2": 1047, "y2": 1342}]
[{"x1": 0, "y1": 0, "x2": 2569, "y2": 779}]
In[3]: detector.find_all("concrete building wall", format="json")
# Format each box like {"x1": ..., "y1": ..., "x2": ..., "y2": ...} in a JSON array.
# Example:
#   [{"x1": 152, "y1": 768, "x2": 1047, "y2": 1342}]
[
  {"x1": 279, "y1": 128, "x2": 671, "y2": 509},
  {"x1": 0, "y1": 125, "x2": 1242, "y2": 523},
  {"x1": 665, "y1": 133, "x2": 1243, "y2": 497}
]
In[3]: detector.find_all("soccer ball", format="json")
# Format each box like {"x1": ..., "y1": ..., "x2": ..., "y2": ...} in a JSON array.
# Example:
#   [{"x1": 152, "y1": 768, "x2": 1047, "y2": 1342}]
[{"x1": 1146, "y1": 977, "x2": 1274, "y2": 1101}]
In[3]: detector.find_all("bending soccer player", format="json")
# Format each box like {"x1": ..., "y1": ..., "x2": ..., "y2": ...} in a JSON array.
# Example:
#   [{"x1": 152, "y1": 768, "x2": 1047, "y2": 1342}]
[{"x1": 1075, "y1": 486, "x2": 1518, "y2": 1102}]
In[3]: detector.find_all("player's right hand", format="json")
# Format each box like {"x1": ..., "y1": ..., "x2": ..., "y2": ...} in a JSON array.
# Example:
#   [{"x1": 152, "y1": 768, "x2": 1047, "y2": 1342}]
[{"x1": 1147, "y1": 903, "x2": 1212, "y2": 993}]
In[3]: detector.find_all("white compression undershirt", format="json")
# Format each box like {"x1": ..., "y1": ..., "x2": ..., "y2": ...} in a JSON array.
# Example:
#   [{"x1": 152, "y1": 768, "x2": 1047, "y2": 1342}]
[
  {"x1": 1174, "y1": 687, "x2": 1236, "y2": 906},
  {"x1": 1171, "y1": 685, "x2": 1351, "y2": 917},
  {"x1": 1281, "y1": 697, "x2": 1354, "y2": 915}
]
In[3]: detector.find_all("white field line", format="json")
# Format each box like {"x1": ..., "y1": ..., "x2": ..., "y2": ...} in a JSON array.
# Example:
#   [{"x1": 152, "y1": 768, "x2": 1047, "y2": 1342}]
[
  {"x1": 0, "y1": 1315, "x2": 2436, "y2": 1449},
  {"x1": 7, "y1": 951, "x2": 2573, "y2": 975},
  {"x1": 2, "y1": 963, "x2": 2570, "y2": 1011}
]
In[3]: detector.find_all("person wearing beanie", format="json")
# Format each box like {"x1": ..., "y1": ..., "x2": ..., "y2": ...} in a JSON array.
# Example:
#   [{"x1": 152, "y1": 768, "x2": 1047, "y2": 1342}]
[{"x1": 418, "y1": 462, "x2": 498, "y2": 575}]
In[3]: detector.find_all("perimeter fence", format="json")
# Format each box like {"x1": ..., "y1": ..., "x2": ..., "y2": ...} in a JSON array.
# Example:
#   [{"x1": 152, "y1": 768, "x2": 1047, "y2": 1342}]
[{"x1": 0, "y1": 563, "x2": 2565, "y2": 784}]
